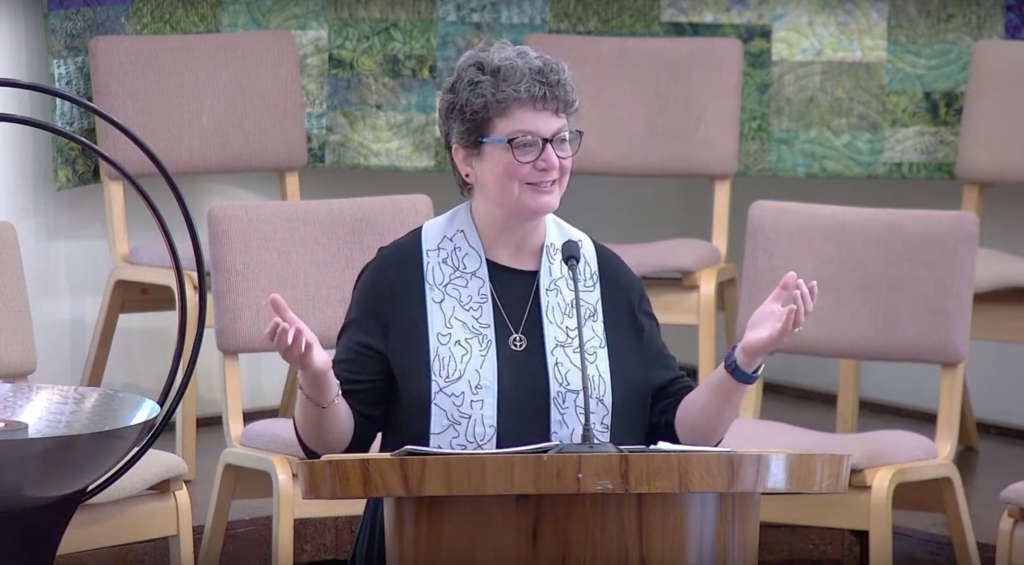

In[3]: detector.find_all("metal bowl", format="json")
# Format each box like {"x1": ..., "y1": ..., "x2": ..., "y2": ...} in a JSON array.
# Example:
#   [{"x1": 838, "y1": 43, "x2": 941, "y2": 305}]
[{"x1": 0, "y1": 382, "x2": 160, "y2": 513}]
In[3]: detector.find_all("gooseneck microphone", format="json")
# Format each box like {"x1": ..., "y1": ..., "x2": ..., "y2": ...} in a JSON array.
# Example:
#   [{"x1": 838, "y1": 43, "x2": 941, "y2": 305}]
[
  {"x1": 561, "y1": 240, "x2": 595, "y2": 443},
  {"x1": 549, "y1": 239, "x2": 624, "y2": 454}
]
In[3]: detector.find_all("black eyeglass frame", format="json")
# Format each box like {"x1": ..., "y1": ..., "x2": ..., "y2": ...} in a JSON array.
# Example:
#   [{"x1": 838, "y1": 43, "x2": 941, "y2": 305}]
[{"x1": 478, "y1": 129, "x2": 584, "y2": 164}]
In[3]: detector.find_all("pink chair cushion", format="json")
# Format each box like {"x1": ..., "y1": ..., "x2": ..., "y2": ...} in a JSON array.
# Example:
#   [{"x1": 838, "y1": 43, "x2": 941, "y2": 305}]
[
  {"x1": 1001, "y1": 481, "x2": 1024, "y2": 508},
  {"x1": 605, "y1": 238, "x2": 722, "y2": 278},
  {"x1": 720, "y1": 418, "x2": 938, "y2": 471},
  {"x1": 84, "y1": 448, "x2": 189, "y2": 505},
  {"x1": 127, "y1": 237, "x2": 210, "y2": 273},
  {"x1": 239, "y1": 417, "x2": 307, "y2": 459}
]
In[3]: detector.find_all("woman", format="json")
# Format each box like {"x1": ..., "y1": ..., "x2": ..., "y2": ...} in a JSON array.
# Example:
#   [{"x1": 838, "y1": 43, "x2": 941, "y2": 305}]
[{"x1": 267, "y1": 41, "x2": 817, "y2": 564}]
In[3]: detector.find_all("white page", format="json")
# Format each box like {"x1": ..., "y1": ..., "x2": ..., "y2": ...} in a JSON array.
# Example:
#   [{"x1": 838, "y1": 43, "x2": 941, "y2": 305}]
[{"x1": 391, "y1": 441, "x2": 562, "y2": 457}]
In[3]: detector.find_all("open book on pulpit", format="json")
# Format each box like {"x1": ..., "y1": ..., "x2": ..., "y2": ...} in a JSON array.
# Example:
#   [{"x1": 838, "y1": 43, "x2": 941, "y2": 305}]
[{"x1": 391, "y1": 440, "x2": 733, "y2": 456}]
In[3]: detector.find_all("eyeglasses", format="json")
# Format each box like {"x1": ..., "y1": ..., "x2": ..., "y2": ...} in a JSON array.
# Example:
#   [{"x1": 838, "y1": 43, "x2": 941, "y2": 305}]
[{"x1": 478, "y1": 129, "x2": 584, "y2": 164}]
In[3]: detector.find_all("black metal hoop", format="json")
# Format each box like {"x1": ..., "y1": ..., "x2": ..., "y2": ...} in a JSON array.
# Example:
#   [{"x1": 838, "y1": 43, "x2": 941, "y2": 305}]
[{"x1": 0, "y1": 77, "x2": 205, "y2": 503}]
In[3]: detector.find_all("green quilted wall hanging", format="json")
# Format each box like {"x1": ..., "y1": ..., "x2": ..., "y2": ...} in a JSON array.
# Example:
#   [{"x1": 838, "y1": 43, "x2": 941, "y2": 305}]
[{"x1": 43, "y1": 0, "x2": 1021, "y2": 189}]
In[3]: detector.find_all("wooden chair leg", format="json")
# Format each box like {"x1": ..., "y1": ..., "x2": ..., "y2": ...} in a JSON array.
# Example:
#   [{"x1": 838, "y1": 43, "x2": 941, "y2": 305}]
[
  {"x1": 959, "y1": 385, "x2": 981, "y2": 451},
  {"x1": 175, "y1": 281, "x2": 200, "y2": 481},
  {"x1": 169, "y1": 483, "x2": 195, "y2": 565},
  {"x1": 696, "y1": 270, "x2": 719, "y2": 382},
  {"x1": 197, "y1": 460, "x2": 240, "y2": 565},
  {"x1": 278, "y1": 366, "x2": 299, "y2": 418},
  {"x1": 81, "y1": 277, "x2": 127, "y2": 387},
  {"x1": 719, "y1": 276, "x2": 739, "y2": 349},
  {"x1": 272, "y1": 473, "x2": 297, "y2": 565},
  {"x1": 177, "y1": 377, "x2": 198, "y2": 481},
  {"x1": 995, "y1": 509, "x2": 1018, "y2": 565},
  {"x1": 939, "y1": 472, "x2": 982, "y2": 565},
  {"x1": 868, "y1": 484, "x2": 896, "y2": 565}
]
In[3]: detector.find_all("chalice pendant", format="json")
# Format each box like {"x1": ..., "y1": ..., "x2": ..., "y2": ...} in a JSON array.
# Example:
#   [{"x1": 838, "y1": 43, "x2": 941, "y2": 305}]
[{"x1": 509, "y1": 333, "x2": 527, "y2": 351}]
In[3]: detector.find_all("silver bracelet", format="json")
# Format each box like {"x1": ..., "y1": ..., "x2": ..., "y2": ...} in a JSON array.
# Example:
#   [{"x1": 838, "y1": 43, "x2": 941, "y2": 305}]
[{"x1": 298, "y1": 380, "x2": 342, "y2": 409}]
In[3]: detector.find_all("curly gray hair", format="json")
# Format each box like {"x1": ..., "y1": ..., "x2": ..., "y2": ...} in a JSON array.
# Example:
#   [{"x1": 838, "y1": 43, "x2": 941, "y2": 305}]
[{"x1": 438, "y1": 40, "x2": 579, "y2": 196}]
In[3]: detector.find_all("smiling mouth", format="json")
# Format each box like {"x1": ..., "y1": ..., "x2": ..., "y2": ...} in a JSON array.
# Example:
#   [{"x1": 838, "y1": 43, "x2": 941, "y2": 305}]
[{"x1": 527, "y1": 180, "x2": 557, "y2": 188}]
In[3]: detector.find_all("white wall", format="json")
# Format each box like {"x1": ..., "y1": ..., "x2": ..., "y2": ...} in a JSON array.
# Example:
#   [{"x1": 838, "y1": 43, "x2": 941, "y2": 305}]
[{"x1": 4, "y1": 0, "x2": 1024, "y2": 429}]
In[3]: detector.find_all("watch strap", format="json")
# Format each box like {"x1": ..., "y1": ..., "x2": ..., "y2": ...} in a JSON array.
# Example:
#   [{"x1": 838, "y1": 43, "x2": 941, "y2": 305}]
[{"x1": 724, "y1": 344, "x2": 764, "y2": 385}]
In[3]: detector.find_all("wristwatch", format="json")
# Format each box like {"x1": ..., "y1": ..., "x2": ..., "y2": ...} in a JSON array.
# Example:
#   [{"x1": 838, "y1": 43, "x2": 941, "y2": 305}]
[{"x1": 724, "y1": 344, "x2": 765, "y2": 385}]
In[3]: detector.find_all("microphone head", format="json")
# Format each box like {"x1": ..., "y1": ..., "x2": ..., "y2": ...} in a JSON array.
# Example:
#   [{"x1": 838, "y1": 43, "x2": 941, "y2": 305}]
[{"x1": 561, "y1": 239, "x2": 581, "y2": 266}]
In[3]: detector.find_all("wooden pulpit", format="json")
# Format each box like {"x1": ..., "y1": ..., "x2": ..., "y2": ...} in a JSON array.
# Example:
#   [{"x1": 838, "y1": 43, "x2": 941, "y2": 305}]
[{"x1": 297, "y1": 450, "x2": 850, "y2": 565}]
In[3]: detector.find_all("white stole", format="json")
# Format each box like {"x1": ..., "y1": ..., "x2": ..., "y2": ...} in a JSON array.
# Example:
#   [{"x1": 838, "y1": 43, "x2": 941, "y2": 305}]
[{"x1": 421, "y1": 201, "x2": 612, "y2": 450}]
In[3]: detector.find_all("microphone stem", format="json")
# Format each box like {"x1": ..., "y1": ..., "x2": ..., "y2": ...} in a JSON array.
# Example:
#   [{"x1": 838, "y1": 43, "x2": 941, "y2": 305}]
[{"x1": 569, "y1": 262, "x2": 594, "y2": 444}]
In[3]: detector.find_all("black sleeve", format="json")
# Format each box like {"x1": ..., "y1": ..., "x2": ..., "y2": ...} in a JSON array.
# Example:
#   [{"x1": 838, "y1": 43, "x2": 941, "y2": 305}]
[{"x1": 295, "y1": 248, "x2": 394, "y2": 459}]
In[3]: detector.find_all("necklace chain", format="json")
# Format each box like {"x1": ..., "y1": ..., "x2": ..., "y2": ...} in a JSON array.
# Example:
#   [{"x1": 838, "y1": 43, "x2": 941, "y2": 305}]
[{"x1": 490, "y1": 275, "x2": 539, "y2": 351}]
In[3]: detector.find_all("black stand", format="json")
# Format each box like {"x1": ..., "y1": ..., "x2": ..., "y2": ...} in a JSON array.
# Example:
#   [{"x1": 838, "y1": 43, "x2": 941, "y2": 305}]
[
  {"x1": 0, "y1": 491, "x2": 84, "y2": 565},
  {"x1": 548, "y1": 243, "x2": 625, "y2": 455}
]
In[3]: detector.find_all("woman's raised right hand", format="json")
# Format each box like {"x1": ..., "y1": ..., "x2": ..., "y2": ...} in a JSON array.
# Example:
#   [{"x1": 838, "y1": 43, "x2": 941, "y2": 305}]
[{"x1": 264, "y1": 293, "x2": 333, "y2": 377}]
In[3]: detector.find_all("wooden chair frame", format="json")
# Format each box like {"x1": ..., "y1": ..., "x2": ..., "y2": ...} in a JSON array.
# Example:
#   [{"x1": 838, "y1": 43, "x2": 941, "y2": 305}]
[
  {"x1": 59, "y1": 476, "x2": 194, "y2": 563},
  {"x1": 997, "y1": 505, "x2": 1024, "y2": 565},
  {"x1": 196, "y1": 352, "x2": 369, "y2": 565},
  {"x1": 754, "y1": 357, "x2": 981, "y2": 565},
  {"x1": 727, "y1": 185, "x2": 987, "y2": 451},
  {"x1": 954, "y1": 182, "x2": 1019, "y2": 451},
  {"x1": 82, "y1": 171, "x2": 302, "y2": 480}
]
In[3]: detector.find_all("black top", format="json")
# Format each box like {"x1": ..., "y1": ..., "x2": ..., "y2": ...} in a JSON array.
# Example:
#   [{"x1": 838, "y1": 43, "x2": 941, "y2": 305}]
[{"x1": 295, "y1": 226, "x2": 697, "y2": 565}]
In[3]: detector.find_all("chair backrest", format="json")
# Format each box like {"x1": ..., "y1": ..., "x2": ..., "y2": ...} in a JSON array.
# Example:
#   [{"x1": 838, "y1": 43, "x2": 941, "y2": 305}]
[
  {"x1": 737, "y1": 200, "x2": 979, "y2": 366},
  {"x1": 523, "y1": 34, "x2": 743, "y2": 261},
  {"x1": 522, "y1": 34, "x2": 743, "y2": 178},
  {"x1": 87, "y1": 29, "x2": 309, "y2": 266},
  {"x1": 955, "y1": 39, "x2": 1024, "y2": 187},
  {"x1": 87, "y1": 29, "x2": 308, "y2": 180},
  {"x1": 0, "y1": 222, "x2": 36, "y2": 381},
  {"x1": 208, "y1": 195, "x2": 435, "y2": 356}
]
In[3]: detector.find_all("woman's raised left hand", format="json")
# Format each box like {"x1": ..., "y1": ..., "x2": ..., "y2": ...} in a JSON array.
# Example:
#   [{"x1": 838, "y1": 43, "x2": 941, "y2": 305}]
[{"x1": 737, "y1": 271, "x2": 817, "y2": 362}]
